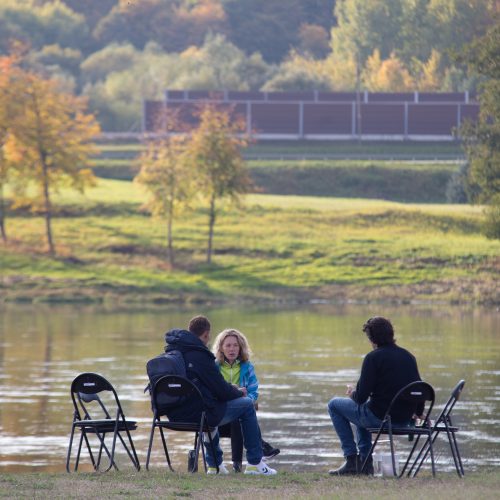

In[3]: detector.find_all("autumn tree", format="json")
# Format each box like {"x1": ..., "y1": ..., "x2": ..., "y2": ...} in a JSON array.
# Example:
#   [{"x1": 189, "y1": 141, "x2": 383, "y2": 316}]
[
  {"x1": 262, "y1": 50, "x2": 331, "y2": 92},
  {"x1": 135, "y1": 135, "x2": 192, "y2": 267},
  {"x1": 185, "y1": 105, "x2": 251, "y2": 264},
  {"x1": 363, "y1": 50, "x2": 414, "y2": 91},
  {"x1": 0, "y1": 56, "x2": 15, "y2": 242},
  {"x1": 458, "y1": 22, "x2": 500, "y2": 238},
  {"x1": 93, "y1": 0, "x2": 227, "y2": 53},
  {"x1": 416, "y1": 50, "x2": 442, "y2": 91},
  {"x1": 5, "y1": 72, "x2": 100, "y2": 254}
]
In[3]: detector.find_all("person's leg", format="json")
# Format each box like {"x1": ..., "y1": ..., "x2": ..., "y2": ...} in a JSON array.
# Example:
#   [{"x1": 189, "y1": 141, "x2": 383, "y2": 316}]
[
  {"x1": 260, "y1": 421, "x2": 280, "y2": 458},
  {"x1": 203, "y1": 428, "x2": 223, "y2": 469},
  {"x1": 356, "y1": 404, "x2": 382, "y2": 459},
  {"x1": 218, "y1": 397, "x2": 263, "y2": 466},
  {"x1": 218, "y1": 423, "x2": 232, "y2": 439},
  {"x1": 230, "y1": 419, "x2": 244, "y2": 468},
  {"x1": 327, "y1": 397, "x2": 382, "y2": 475},
  {"x1": 327, "y1": 397, "x2": 360, "y2": 457}
]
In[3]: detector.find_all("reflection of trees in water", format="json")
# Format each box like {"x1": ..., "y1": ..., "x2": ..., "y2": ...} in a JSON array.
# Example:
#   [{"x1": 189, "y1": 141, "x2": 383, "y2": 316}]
[
  {"x1": 0, "y1": 324, "x2": 3, "y2": 426},
  {"x1": 35, "y1": 330, "x2": 52, "y2": 435}
]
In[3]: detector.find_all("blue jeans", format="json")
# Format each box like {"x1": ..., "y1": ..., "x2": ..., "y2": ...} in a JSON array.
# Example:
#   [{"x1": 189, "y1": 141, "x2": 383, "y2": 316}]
[
  {"x1": 204, "y1": 397, "x2": 262, "y2": 467},
  {"x1": 327, "y1": 397, "x2": 383, "y2": 458}
]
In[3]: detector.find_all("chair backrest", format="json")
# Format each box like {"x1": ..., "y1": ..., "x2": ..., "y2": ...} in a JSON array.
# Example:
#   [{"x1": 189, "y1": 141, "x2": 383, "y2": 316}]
[
  {"x1": 70, "y1": 372, "x2": 122, "y2": 421},
  {"x1": 151, "y1": 375, "x2": 203, "y2": 417},
  {"x1": 385, "y1": 380, "x2": 435, "y2": 423},
  {"x1": 434, "y1": 379, "x2": 465, "y2": 425}
]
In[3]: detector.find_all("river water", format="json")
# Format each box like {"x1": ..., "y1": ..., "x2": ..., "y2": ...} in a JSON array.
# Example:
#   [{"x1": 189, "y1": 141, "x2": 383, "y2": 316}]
[{"x1": 0, "y1": 304, "x2": 498, "y2": 473}]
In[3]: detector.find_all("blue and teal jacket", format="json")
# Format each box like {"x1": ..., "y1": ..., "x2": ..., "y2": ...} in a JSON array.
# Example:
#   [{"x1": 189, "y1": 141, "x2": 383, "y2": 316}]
[{"x1": 216, "y1": 359, "x2": 259, "y2": 402}]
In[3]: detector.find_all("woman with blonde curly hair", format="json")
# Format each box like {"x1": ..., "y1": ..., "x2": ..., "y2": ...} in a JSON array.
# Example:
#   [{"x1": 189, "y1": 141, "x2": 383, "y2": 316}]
[{"x1": 212, "y1": 328, "x2": 280, "y2": 473}]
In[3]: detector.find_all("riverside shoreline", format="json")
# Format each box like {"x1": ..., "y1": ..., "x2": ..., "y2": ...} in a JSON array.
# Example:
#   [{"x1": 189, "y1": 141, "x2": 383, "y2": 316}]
[{"x1": 1, "y1": 277, "x2": 498, "y2": 307}]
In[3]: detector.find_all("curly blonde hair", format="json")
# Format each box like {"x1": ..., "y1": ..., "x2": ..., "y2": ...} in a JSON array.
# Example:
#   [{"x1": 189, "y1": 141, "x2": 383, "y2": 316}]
[{"x1": 212, "y1": 328, "x2": 253, "y2": 364}]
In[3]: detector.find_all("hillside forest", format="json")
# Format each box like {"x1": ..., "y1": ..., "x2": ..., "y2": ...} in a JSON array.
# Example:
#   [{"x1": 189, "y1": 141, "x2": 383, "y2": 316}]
[{"x1": 0, "y1": 0, "x2": 497, "y2": 131}]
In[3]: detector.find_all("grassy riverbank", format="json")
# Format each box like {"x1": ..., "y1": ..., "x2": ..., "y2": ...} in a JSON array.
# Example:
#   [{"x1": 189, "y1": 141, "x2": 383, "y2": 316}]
[
  {"x1": 1, "y1": 470, "x2": 498, "y2": 499},
  {"x1": 1, "y1": 178, "x2": 498, "y2": 306},
  {"x1": 92, "y1": 139, "x2": 462, "y2": 202}
]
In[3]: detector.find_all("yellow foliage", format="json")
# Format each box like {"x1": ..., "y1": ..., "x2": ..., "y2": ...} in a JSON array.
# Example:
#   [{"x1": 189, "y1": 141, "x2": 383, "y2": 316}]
[
  {"x1": 2, "y1": 69, "x2": 101, "y2": 252},
  {"x1": 135, "y1": 136, "x2": 192, "y2": 218},
  {"x1": 417, "y1": 50, "x2": 442, "y2": 91},
  {"x1": 323, "y1": 53, "x2": 357, "y2": 90},
  {"x1": 363, "y1": 51, "x2": 414, "y2": 91},
  {"x1": 3, "y1": 134, "x2": 23, "y2": 164}
]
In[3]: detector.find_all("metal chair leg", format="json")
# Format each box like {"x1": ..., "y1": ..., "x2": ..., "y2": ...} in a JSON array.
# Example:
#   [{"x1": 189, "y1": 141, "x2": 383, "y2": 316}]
[
  {"x1": 146, "y1": 421, "x2": 156, "y2": 471},
  {"x1": 451, "y1": 431, "x2": 464, "y2": 477},
  {"x1": 66, "y1": 424, "x2": 77, "y2": 473},
  {"x1": 81, "y1": 431, "x2": 97, "y2": 471},
  {"x1": 361, "y1": 426, "x2": 384, "y2": 474},
  {"x1": 159, "y1": 426, "x2": 174, "y2": 472},
  {"x1": 116, "y1": 431, "x2": 140, "y2": 471},
  {"x1": 400, "y1": 434, "x2": 421, "y2": 477},
  {"x1": 427, "y1": 428, "x2": 436, "y2": 477},
  {"x1": 388, "y1": 421, "x2": 398, "y2": 478}
]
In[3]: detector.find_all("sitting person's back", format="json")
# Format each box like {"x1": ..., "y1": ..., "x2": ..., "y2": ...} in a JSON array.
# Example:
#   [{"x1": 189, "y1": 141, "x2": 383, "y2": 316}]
[
  {"x1": 163, "y1": 326, "x2": 241, "y2": 426},
  {"x1": 155, "y1": 315, "x2": 277, "y2": 475},
  {"x1": 351, "y1": 342, "x2": 422, "y2": 423},
  {"x1": 327, "y1": 316, "x2": 423, "y2": 476}
]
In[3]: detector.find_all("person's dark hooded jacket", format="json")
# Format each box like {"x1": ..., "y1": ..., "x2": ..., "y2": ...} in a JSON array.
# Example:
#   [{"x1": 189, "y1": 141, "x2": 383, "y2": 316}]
[{"x1": 164, "y1": 328, "x2": 243, "y2": 426}]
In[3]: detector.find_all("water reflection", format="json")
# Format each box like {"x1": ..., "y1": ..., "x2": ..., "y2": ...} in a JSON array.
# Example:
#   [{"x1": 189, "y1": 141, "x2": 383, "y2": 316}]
[{"x1": 0, "y1": 304, "x2": 498, "y2": 472}]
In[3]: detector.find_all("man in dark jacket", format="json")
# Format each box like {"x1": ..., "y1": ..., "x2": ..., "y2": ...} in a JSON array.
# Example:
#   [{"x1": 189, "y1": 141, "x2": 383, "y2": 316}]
[
  {"x1": 164, "y1": 315, "x2": 277, "y2": 475},
  {"x1": 327, "y1": 316, "x2": 423, "y2": 476}
]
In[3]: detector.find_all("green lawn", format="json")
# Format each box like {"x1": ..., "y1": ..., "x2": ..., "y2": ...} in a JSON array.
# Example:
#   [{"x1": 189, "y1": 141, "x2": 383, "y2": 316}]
[{"x1": 1, "y1": 179, "x2": 498, "y2": 305}]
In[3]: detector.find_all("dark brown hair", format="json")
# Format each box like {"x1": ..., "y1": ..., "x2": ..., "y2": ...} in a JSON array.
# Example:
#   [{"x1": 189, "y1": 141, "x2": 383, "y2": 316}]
[
  {"x1": 188, "y1": 315, "x2": 211, "y2": 337},
  {"x1": 362, "y1": 316, "x2": 395, "y2": 346}
]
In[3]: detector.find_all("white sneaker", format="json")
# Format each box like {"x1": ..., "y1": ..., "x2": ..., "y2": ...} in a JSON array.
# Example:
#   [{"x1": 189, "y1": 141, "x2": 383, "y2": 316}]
[
  {"x1": 244, "y1": 461, "x2": 277, "y2": 475},
  {"x1": 207, "y1": 463, "x2": 230, "y2": 475}
]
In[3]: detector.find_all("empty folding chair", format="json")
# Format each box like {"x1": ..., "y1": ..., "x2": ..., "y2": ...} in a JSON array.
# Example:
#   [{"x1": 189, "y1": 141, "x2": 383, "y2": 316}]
[
  {"x1": 361, "y1": 381, "x2": 436, "y2": 477},
  {"x1": 407, "y1": 379, "x2": 465, "y2": 478},
  {"x1": 66, "y1": 372, "x2": 140, "y2": 472},
  {"x1": 145, "y1": 374, "x2": 219, "y2": 473}
]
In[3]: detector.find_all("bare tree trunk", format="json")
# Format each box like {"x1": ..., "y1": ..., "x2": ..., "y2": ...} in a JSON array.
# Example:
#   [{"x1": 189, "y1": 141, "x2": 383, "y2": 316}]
[
  {"x1": 207, "y1": 194, "x2": 216, "y2": 264},
  {"x1": 167, "y1": 200, "x2": 174, "y2": 268},
  {"x1": 0, "y1": 182, "x2": 6, "y2": 242},
  {"x1": 42, "y1": 162, "x2": 55, "y2": 255}
]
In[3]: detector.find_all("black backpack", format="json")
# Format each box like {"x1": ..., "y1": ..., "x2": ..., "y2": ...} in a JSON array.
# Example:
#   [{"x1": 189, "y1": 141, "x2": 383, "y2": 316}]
[{"x1": 146, "y1": 350, "x2": 187, "y2": 409}]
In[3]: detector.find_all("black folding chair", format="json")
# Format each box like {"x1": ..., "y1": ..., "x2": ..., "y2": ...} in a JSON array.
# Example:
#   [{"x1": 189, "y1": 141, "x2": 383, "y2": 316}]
[
  {"x1": 408, "y1": 379, "x2": 465, "y2": 478},
  {"x1": 145, "y1": 374, "x2": 219, "y2": 473},
  {"x1": 361, "y1": 381, "x2": 436, "y2": 478},
  {"x1": 66, "y1": 372, "x2": 140, "y2": 473}
]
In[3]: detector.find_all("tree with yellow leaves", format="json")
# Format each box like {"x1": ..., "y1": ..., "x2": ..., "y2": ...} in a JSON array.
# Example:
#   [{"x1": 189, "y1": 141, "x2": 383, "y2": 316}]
[
  {"x1": 417, "y1": 50, "x2": 442, "y2": 91},
  {"x1": 0, "y1": 55, "x2": 16, "y2": 242},
  {"x1": 135, "y1": 135, "x2": 193, "y2": 267},
  {"x1": 5, "y1": 72, "x2": 100, "y2": 255},
  {"x1": 185, "y1": 105, "x2": 251, "y2": 264},
  {"x1": 363, "y1": 50, "x2": 414, "y2": 91}
]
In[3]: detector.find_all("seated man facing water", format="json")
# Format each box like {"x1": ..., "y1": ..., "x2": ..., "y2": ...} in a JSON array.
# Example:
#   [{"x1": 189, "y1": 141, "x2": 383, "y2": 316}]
[
  {"x1": 163, "y1": 315, "x2": 277, "y2": 475},
  {"x1": 327, "y1": 316, "x2": 423, "y2": 475}
]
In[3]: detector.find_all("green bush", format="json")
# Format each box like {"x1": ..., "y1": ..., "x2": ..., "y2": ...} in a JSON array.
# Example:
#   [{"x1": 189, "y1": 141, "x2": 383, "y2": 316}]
[{"x1": 483, "y1": 198, "x2": 500, "y2": 239}]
